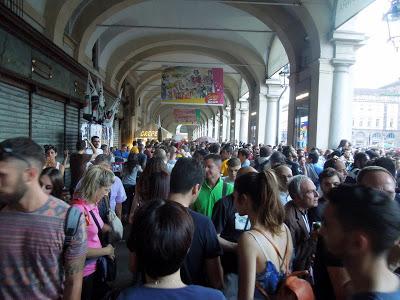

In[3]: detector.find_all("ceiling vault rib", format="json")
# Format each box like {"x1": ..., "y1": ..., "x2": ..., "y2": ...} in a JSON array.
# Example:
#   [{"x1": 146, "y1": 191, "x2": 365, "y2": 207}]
[{"x1": 96, "y1": 24, "x2": 274, "y2": 33}]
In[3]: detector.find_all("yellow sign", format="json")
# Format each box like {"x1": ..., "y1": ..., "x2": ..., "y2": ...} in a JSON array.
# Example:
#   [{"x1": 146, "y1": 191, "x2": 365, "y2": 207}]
[{"x1": 139, "y1": 130, "x2": 158, "y2": 138}]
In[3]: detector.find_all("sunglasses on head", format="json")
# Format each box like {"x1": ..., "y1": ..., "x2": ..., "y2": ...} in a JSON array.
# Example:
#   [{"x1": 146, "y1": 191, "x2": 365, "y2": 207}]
[{"x1": 0, "y1": 145, "x2": 32, "y2": 168}]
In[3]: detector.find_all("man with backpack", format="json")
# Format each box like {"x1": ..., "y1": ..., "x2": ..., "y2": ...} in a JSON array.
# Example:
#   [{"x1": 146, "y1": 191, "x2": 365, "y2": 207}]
[{"x1": 0, "y1": 137, "x2": 87, "y2": 300}]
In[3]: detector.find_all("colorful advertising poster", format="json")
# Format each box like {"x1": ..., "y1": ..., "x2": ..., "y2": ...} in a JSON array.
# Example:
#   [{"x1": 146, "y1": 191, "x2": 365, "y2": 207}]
[
  {"x1": 174, "y1": 109, "x2": 201, "y2": 125},
  {"x1": 161, "y1": 66, "x2": 224, "y2": 106}
]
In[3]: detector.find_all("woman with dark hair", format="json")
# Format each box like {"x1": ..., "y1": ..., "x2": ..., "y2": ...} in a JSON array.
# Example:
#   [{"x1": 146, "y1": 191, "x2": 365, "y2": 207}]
[
  {"x1": 234, "y1": 170, "x2": 293, "y2": 300},
  {"x1": 128, "y1": 158, "x2": 170, "y2": 223},
  {"x1": 40, "y1": 167, "x2": 64, "y2": 199},
  {"x1": 44, "y1": 144, "x2": 68, "y2": 176},
  {"x1": 119, "y1": 199, "x2": 225, "y2": 300}
]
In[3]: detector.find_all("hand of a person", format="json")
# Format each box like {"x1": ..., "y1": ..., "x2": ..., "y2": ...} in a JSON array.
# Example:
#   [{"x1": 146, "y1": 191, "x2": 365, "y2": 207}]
[
  {"x1": 64, "y1": 150, "x2": 69, "y2": 157},
  {"x1": 105, "y1": 244, "x2": 115, "y2": 259}
]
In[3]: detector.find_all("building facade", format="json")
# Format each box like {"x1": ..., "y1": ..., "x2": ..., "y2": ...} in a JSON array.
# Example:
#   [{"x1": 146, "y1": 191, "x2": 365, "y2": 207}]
[{"x1": 352, "y1": 82, "x2": 400, "y2": 149}]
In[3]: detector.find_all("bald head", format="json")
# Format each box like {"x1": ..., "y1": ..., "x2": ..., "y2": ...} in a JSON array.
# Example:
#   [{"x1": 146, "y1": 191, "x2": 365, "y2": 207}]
[{"x1": 357, "y1": 166, "x2": 396, "y2": 200}]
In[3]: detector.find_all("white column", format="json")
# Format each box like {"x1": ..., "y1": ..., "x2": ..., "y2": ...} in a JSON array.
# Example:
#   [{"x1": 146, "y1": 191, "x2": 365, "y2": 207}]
[
  {"x1": 265, "y1": 79, "x2": 282, "y2": 146},
  {"x1": 222, "y1": 109, "x2": 228, "y2": 142},
  {"x1": 239, "y1": 99, "x2": 249, "y2": 143},
  {"x1": 215, "y1": 113, "x2": 220, "y2": 141},
  {"x1": 328, "y1": 30, "x2": 365, "y2": 148},
  {"x1": 226, "y1": 106, "x2": 231, "y2": 142},
  {"x1": 234, "y1": 107, "x2": 240, "y2": 143},
  {"x1": 257, "y1": 86, "x2": 268, "y2": 144},
  {"x1": 207, "y1": 118, "x2": 213, "y2": 137}
]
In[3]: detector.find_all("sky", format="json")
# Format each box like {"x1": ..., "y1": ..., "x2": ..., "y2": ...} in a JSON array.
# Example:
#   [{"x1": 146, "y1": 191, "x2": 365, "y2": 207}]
[{"x1": 352, "y1": 0, "x2": 400, "y2": 88}]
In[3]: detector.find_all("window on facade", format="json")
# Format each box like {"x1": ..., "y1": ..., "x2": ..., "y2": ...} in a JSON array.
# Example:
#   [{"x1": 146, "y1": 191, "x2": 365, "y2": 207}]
[
  {"x1": 387, "y1": 133, "x2": 395, "y2": 139},
  {"x1": 376, "y1": 119, "x2": 380, "y2": 127},
  {"x1": 359, "y1": 120, "x2": 363, "y2": 127},
  {"x1": 390, "y1": 119, "x2": 394, "y2": 128},
  {"x1": 367, "y1": 119, "x2": 371, "y2": 127}
]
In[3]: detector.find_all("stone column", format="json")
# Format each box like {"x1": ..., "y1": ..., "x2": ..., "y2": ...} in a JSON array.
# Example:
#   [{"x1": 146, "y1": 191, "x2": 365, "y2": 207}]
[
  {"x1": 329, "y1": 30, "x2": 365, "y2": 148},
  {"x1": 222, "y1": 109, "x2": 228, "y2": 142},
  {"x1": 207, "y1": 118, "x2": 213, "y2": 137},
  {"x1": 234, "y1": 107, "x2": 240, "y2": 143},
  {"x1": 239, "y1": 99, "x2": 249, "y2": 143},
  {"x1": 257, "y1": 85, "x2": 268, "y2": 145},
  {"x1": 265, "y1": 78, "x2": 283, "y2": 146},
  {"x1": 214, "y1": 113, "x2": 220, "y2": 141},
  {"x1": 225, "y1": 106, "x2": 231, "y2": 142}
]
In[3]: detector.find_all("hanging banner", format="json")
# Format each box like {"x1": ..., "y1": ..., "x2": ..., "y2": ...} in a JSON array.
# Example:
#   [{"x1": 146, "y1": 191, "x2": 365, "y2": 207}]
[
  {"x1": 161, "y1": 66, "x2": 224, "y2": 106},
  {"x1": 173, "y1": 108, "x2": 201, "y2": 125}
]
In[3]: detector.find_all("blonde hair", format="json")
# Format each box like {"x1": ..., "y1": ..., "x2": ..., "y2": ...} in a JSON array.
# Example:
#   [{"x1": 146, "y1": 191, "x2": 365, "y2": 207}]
[{"x1": 76, "y1": 165, "x2": 115, "y2": 202}]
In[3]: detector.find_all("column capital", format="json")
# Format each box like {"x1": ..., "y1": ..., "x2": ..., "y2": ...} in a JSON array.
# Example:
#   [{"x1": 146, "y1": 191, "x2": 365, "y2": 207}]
[
  {"x1": 331, "y1": 30, "x2": 366, "y2": 66},
  {"x1": 263, "y1": 79, "x2": 283, "y2": 100},
  {"x1": 239, "y1": 101, "x2": 249, "y2": 111}
]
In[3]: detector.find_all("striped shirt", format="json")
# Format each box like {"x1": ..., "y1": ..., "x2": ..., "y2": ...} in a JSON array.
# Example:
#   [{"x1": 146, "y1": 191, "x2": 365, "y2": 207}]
[{"x1": 0, "y1": 197, "x2": 87, "y2": 300}]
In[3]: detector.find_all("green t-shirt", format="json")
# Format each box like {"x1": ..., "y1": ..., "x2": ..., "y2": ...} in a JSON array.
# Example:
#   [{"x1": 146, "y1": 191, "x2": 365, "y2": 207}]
[{"x1": 193, "y1": 178, "x2": 234, "y2": 218}]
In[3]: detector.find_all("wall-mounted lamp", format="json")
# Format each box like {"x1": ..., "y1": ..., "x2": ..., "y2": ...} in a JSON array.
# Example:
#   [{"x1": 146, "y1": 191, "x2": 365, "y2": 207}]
[
  {"x1": 295, "y1": 92, "x2": 309, "y2": 100},
  {"x1": 231, "y1": 120, "x2": 235, "y2": 123},
  {"x1": 251, "y1": 112, "x2": 257, "y2": 116},
  {"x1": 32, "y1": 59, "x2": 53, "y2": 80},
  {"x1": 384, "y1": 0, "x2": 400, "y2": 51}
]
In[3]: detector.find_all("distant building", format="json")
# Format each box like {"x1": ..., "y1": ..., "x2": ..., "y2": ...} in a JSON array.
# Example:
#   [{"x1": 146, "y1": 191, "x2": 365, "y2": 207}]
[{"x1": 352, "y1": 81, "x2": 400, "y2": 149}]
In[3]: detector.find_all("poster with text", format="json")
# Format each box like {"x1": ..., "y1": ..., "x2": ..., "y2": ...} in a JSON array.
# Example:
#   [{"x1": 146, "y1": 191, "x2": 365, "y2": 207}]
[
  {"x1": 174, "y1": 108, "x2": 201, "y2": 125},
  {"x1": 161, "y1": 66, "x2": 224, "y2": 106}
]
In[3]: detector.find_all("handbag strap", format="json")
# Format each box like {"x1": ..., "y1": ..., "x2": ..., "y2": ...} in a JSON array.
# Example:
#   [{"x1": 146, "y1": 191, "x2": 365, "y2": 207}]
[
  {"x1": 253, "y1": 226, "x2": 290, "y2": 273},
  {"x1": 89, "y1": 210, "x2": 102, "y2": 234}
]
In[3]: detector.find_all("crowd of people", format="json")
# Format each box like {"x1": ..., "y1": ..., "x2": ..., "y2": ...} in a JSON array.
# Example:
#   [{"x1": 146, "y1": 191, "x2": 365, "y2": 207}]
[{"x1": 0, "y1": 135, "x2": 400, "y2": 300}]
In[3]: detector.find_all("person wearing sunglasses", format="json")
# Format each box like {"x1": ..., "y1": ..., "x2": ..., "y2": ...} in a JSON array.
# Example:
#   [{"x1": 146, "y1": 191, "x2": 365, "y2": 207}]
[{"x1": 0, "y1": 137, "x2": 87, "y2": 300}]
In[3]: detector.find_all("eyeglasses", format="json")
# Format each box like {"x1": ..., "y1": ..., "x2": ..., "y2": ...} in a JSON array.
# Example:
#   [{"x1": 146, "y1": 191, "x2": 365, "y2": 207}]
[{"x1": 0, "y1": 145, "x2": 32, "y2": 168}]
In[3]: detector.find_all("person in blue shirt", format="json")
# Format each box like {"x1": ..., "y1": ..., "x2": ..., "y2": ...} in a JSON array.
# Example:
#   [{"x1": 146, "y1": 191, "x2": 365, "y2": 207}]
[
  {"x1": 321, "y1": 185, "x2": 400, "y2": 300},
  {"x1": 118, "y1": 199, "x2": 225, "y2": 300},
  {"x1": 114, "y1": 144, "x2": 129, "y2": 160}
]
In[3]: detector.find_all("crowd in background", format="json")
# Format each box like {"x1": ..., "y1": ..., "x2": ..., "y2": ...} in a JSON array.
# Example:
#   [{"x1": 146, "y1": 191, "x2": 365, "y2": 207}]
[{"x1": 1, "y1": 135, "x2": 400, "y2": 300}]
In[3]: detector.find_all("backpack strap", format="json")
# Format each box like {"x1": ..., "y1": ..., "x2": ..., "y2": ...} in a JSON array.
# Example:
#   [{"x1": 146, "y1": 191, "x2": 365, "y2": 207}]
[
  {"x1": 222, "y1": 181, "x2": 228, "y2": 197},
  {"x1": 64, "y1": 206, "x2": 82, "y2": 249}
]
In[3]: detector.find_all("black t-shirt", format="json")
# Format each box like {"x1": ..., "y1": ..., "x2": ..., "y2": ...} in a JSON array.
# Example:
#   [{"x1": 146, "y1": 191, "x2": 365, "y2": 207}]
[
  {"x1": 181, "y1": 209, "x2": 223, "y2": 286},
  {"x1": 211, "y1": 195, "x2": 250, "y2": 274},
  {"x1": 69, "y1": 153, "x2": 92, "y2": 190}
]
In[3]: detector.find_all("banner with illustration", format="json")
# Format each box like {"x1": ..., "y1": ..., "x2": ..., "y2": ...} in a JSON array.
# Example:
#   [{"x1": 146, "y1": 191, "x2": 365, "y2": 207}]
[
  {"x1": 161, "y1": 66, "x2": 224, "y2": 106},
  {"x1": 174, "y1": 109, "x2": 201, "y2": 125}
]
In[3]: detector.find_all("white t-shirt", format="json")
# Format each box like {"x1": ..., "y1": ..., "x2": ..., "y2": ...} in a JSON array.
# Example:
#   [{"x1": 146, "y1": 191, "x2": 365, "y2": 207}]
[{"x1": 85, "y1": 148, "x2": 103, "y2": 155}]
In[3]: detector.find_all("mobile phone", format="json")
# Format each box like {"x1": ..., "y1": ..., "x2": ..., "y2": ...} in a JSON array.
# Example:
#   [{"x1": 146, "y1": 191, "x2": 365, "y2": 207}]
[{"x1": 312, "y1": 221, "x2": 322, "y2": 231}]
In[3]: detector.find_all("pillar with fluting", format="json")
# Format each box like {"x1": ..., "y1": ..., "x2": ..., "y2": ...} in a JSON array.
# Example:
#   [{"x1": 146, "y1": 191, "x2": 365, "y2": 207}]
[
  {"x1": 239, "y1": 99, "x2": 249, "y2": 144},
  {"x1": 214, "y1": 113, "x2": 220, "y2": 141},
  {"x1": 265, "y1": 78, "x2": 283, "y2": 146}
]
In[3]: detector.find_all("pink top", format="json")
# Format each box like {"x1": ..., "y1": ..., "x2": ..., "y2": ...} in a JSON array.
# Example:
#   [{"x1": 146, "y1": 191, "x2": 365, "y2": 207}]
[{"x1": 72, "y1": 199, "x2": 104, "y2": 277}]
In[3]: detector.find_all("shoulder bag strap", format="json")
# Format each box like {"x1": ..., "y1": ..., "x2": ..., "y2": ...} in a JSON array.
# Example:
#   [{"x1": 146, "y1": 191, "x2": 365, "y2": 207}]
[
  {"x1": 89, "y1": 210, "x2": 102, "y2": 233},
  {"x1": 253, "y1": 228, "x2": 287, "y2": 272}
]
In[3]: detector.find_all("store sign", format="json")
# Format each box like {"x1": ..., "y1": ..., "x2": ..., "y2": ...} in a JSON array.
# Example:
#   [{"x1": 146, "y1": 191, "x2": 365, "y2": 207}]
[
  {"x1": 174, "y1": 108, "x2": 201, "y2": 125},
  {"x1": 161, "y1": 66, "x2": 224, "y2": 106},
  {"x1": 139, "y1": 130, "x2": 158, "y2": 138}
]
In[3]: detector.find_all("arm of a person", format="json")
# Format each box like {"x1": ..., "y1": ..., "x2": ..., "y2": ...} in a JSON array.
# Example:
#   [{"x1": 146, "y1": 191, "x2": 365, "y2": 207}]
[
  {"x1": 62, "y1": 150, "x2": 70, "y2": 169},
  {"x1": 59, "y1": 164, "x2": 66, "y2": 177},
  {"x1": 217, "y1": 235, "x2": 237, "y2": 253},
  {"x1": 327, "y1": 267, "x2": 351, "y2": 300},
  {"x1": 115, "y1": 203, "x2": 122, "y2": 219},
  {"x1": 205, "y1": 256, "x2": 224, "y2": 290},
  {"x1": 237, "y1": 233, "x2": 258, "y2": 300},
  {"x1": 86, "y1": 246, "x2": 112, "y2": 259},
  {"x1": 63, "y1": 214, "x2": 86, "y2": 300},
  {"x1": 63, "y1": 255, "x2": 85, "y2": 300}
]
